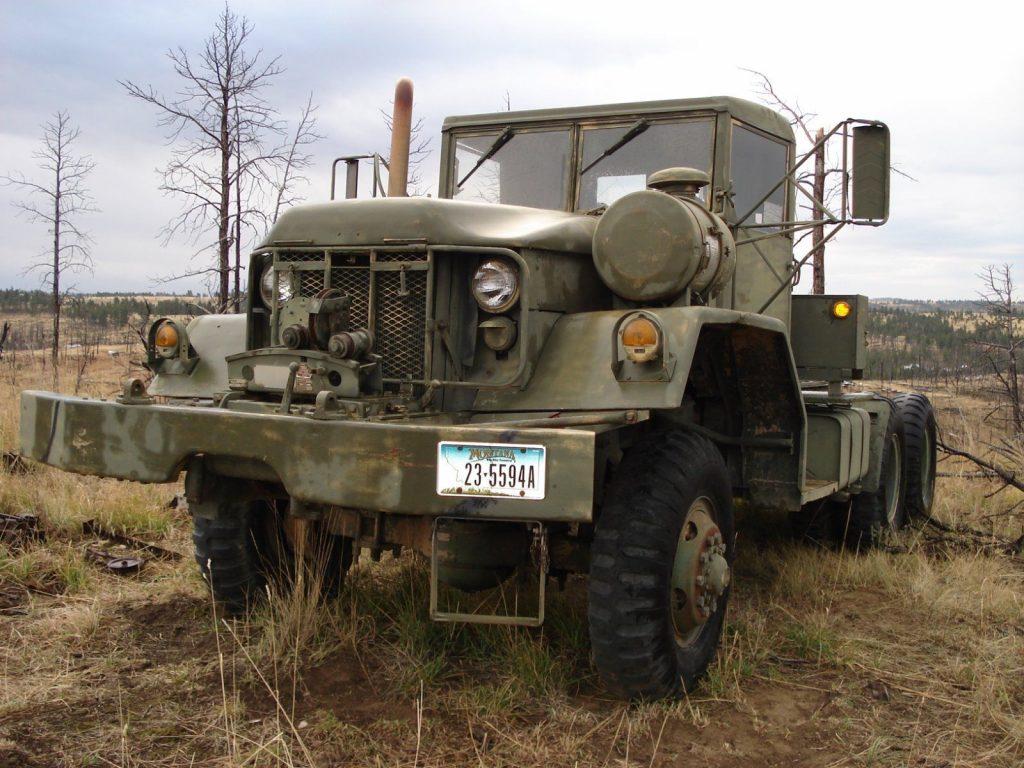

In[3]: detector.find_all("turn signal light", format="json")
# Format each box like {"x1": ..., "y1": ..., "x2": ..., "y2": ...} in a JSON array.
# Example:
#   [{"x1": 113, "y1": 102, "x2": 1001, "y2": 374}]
[
  {"x1": 621, "y1": 315, "x2": 661, "y2": 363},
  {"x1": 622, "y1": 316, "x2": 658, "y2": 347},
  {"x1": 154, "y1": 322, "x2": 179, "y2": 349},
  {"x1": 831, "y1": 300, "x2": 852, "y2": 319}
]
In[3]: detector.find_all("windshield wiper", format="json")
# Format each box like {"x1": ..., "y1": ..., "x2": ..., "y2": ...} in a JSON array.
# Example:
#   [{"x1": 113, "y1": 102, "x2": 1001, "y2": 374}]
[
  {"x1": 579, "y1": 119, "x2": 650, "y2": 175},
  {"x1": 457, "y1": 126, "x2": 515, "y2": 188}
]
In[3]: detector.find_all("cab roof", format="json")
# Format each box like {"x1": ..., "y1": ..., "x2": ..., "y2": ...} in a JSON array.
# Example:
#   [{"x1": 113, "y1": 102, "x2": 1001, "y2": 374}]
[{"x1": 441, "y1": 95, "x2": 794, "y2": 143}]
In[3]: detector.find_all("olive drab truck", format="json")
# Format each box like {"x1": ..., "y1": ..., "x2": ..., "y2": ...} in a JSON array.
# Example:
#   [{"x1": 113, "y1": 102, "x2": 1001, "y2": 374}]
[{"x1": 20, "y1": 79, "x2": 938, "y2": 700}]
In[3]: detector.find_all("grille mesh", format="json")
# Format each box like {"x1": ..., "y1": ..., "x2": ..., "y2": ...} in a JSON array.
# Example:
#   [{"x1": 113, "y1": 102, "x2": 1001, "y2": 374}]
[
  {"x1": 298, "y1": 271, "x2": 325, "y2": 297},
  {"x1": 375, "y1": 270, "x2": 428, "y2": 379},
  {"x1": 329, "y1": 268, "x2": 371, "y2": 328},
  {"x1": 274, "y1": 252, "x2": 429, "y2": 380}
]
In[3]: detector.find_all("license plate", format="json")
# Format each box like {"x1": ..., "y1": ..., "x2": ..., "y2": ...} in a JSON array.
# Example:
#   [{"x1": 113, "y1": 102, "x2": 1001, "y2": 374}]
[{"x1": 436, "y1": 441, "x2": 546, "y2": 500}]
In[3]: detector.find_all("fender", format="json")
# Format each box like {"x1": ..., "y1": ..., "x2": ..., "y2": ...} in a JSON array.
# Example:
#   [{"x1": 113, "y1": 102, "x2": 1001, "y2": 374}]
[
  {"x1": 475, "y1": 306, "x2": 807, "y2": 509},
  {"x1": 149, "y1": 313, "x2": 247, "y2": 399}
]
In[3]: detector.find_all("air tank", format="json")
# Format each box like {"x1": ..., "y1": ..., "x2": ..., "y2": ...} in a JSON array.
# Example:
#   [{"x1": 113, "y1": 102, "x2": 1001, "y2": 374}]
[{"x1": 592, "y1": 167, "x2": 736, "y2": 302}]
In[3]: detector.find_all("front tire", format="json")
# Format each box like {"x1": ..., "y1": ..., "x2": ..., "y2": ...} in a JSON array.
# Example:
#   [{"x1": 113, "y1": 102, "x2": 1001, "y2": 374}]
[
  {"x1": 588, "y1": 431, "x2": 734, "y2": 700},
  {"x1": 192, "y1": 497, "x2": 352, "y2": 614}
]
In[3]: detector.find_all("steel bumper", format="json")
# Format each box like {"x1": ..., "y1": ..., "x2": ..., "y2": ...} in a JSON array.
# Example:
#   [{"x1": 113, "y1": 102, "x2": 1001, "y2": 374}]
[{"x1": 19, "y1": 391, "x2": 597, "y2": 522}]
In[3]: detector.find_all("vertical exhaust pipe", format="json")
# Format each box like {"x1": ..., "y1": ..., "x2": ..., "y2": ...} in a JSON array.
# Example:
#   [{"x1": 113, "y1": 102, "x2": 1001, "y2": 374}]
[{"x1": 387, "y1": 77, "x2": 413, "y2": 197}]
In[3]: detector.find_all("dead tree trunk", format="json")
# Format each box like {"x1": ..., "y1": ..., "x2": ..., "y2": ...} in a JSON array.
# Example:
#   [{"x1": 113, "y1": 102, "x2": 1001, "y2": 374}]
[
  {"x1": 52, "y1": 171, "x2": 61, "y2": 364},
  {"x1": 812, "y1": 127, "x2": 826, "y2": 294},
  {"x1": 121, "y1": 6, "x2": 284, "y2": 312}
]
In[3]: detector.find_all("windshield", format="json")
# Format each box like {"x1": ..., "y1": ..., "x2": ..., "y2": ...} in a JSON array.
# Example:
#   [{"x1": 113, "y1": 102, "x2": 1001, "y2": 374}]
[
  {"x1": 577, "y1": 119, "x2": 714, "y2": 209},
  {"x1": 452, "y1": 128, "x2": 570, "y2": 209}
]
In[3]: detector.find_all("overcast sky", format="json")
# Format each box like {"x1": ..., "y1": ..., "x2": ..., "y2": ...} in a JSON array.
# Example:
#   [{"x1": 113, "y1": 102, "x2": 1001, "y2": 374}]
[{"x1": 1, "y1": 0, "x2": 1021, "y2": 299}]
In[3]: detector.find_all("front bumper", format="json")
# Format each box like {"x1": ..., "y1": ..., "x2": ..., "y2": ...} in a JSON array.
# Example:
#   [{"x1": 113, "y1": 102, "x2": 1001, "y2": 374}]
[{"x1": 19, "y1": 391, "x2": 598, "y2": 522}]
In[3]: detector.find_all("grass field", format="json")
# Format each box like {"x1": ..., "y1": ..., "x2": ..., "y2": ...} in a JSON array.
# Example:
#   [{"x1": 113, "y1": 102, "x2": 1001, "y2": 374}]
[{"x1": 0, "y1": 351, "x2": 1021, "y2": 767}]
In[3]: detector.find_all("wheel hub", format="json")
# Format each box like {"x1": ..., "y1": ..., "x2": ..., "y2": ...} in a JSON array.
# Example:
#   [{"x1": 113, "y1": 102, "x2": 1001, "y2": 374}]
[{"x1": 670, "y1": 498, "x2": 729, "y2": 641}]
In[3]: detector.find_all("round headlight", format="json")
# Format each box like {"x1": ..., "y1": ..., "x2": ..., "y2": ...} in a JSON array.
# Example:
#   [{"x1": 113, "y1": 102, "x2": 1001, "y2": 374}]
[
  {"x1": 260, "y1": 264, "x2": 295, "y2": 306},
  {"x1": 471, "y1": 258, "x2": 519, "y2": 313}
]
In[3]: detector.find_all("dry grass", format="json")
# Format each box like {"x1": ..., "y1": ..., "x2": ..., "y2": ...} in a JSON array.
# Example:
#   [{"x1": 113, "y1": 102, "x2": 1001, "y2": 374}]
[{"x1": 0, "y1": 350, "x2": 1021, "y2": 766}]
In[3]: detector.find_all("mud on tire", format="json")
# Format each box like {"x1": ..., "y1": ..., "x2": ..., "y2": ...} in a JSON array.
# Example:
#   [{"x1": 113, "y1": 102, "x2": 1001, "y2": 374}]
[{"x1": 588, "y1": 430, "x2": 734, "y2": 700}]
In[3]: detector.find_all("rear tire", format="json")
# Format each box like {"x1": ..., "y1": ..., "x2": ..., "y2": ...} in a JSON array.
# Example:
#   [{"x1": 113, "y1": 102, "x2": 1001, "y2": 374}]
[
  {"x1": 588, "y1": 430, "x2": 734, "y2": 700},
  {"x1": 844, "y1": 410, "x2": 906, "y2": 550},
  {"x1": 893, "y1": 393, "x2": 937, "y2": 519}
]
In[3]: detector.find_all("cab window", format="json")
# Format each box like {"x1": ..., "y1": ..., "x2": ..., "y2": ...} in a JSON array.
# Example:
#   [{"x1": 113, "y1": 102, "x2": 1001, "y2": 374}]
[
  {"x1": 452, "y1": 128, "x2": 570, "y2": 209},
  {"x1": 731, "y1": 124, "x2": 788, "y2": 226},
  {"x1": 576, "y1": 119, "x2": 714, "y2": 210}
]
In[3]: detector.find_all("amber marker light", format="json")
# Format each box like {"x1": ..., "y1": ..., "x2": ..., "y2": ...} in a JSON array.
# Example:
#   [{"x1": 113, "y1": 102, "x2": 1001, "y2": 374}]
[
  {"x1": 154, "y1": 322, "x2": 179, "y2": 350},
  {"x1": 622, "y1": 315, "x2": 661, "y2": 363},
  {"x1": 831, "y1": 300, "x2": 852, "y2": 319}
]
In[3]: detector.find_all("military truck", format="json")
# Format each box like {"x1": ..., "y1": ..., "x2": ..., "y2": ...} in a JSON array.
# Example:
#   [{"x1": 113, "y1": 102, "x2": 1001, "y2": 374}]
[{"x1": 20, "y1": 80, "x2": 937, "y2": 700}]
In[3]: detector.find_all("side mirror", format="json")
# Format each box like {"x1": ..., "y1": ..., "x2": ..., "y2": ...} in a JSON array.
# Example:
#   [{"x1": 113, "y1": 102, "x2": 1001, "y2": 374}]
[{"x1": 851, "y1": 123, "x2": 890, "y2": 223}]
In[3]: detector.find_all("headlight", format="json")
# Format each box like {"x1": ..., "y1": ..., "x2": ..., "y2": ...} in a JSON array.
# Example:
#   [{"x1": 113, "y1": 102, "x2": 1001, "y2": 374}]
[
  {"x1": 471, "y1": 258, "x2": 520, "y2": 313},
  {"x1": 260, "y1": 264, "x2": 295, "y2": 306}
]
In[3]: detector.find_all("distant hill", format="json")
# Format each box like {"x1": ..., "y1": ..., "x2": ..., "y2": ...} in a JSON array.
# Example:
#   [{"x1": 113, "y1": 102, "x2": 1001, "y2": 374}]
[{"x1": 872, "y1": 297, "x2": 1024, "y2": 313}]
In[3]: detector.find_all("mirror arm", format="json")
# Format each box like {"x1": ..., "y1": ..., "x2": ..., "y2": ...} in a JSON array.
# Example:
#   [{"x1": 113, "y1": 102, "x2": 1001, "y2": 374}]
[{"x1": 756, "y1": 222, "x2": 847, "y2": 314}]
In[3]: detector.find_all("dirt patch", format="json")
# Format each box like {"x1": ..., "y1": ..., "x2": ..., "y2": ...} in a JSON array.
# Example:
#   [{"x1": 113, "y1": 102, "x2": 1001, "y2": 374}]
[{"x1": 655, "y1": 682, "x2": 840, "y2": 767}]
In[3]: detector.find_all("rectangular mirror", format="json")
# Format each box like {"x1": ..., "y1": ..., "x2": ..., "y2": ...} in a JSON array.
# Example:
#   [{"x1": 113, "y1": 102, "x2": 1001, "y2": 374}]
[{"x1": 851, "y1": 124, "x2": 890, "y2": 222}]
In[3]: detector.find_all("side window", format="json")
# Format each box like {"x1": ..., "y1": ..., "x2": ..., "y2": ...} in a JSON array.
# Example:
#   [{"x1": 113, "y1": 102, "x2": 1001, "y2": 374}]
[{"x1": 731, "y1": 124, "x2": 788, "y2": 226}]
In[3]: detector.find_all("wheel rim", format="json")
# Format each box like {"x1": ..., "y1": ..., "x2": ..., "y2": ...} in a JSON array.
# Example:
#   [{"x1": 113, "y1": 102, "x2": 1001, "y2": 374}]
[
  {"x1": 883, "y1": 434, "x2": 903, "y2": 528},
  {"x1": 670, "y1": 496, "x2": 729, "y2": 647},
  {"x1": 921, "y1": 427, "x2": 935, "y2": 510}
]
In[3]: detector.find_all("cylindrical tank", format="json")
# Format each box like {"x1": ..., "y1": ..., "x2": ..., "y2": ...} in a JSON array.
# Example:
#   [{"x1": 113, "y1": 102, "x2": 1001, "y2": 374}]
[{"x1": 592, "y1": 168, "x2": 735, "y2": 302}]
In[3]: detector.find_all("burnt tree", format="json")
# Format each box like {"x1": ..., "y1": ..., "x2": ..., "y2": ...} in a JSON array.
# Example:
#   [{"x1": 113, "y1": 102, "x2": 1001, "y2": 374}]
[
  {"x1": 976, "y1": 264, "x2": 1022, "y2": 435},
  {"x1": 2, "y1": 111, "x2": 96, "y2": 367},
  {"x1": 122, "y1": 5, "x2": 282, "y2": 311}
]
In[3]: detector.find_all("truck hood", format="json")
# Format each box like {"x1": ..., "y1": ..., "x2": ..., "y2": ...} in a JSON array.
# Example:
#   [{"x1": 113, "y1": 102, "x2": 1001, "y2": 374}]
[{"x1": 261, "y1": 197, "x2": 597, "y2": 254}]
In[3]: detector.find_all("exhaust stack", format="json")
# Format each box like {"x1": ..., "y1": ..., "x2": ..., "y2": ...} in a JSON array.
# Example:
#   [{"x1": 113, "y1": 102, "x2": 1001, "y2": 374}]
[{"x1": 387, "y1": 78, "x2": 414, "y2": 197}]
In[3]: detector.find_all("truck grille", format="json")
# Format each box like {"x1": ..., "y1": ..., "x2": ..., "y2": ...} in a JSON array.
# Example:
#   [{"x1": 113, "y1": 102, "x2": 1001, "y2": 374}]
[{"x1": 277, "y1": 250, "x2": 431, "y2": 380}]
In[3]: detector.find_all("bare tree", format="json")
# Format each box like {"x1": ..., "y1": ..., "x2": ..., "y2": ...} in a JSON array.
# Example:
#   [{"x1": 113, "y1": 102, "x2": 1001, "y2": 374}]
[
  {"x1": 744, "y1": 70, "x2": 841, "y2": 293},
  {"x1": 744, "y1": 70, "x2": 915, "y2": 293},
  {"x1": 270, "y1": 93, "x2": 323, "y2": 223},
  {"x1": 2, "y1": 111, "x2": 97, "y2": 367},
  {"x1": 121, "y1": 4, "x2": 283, "y2": 311},
  {"x1": 975, "y1": 264, "x2": 1022, "y2": 435}
]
